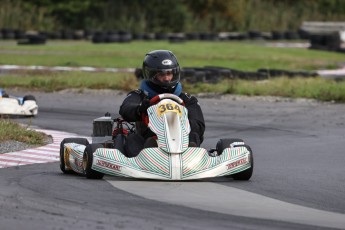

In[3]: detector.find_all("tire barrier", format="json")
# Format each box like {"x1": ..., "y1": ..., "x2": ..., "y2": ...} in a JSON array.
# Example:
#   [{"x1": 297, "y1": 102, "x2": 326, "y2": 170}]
[
  {"x1": 182, "y1": 67, "x2": 318, "y2": 83},
  {"x1": 309, "y1": 32, "x2": 343, "y2": 52},
  {"x1": 248, "y1": 30, "x2": 262, "y2": 40},
  {"x1": 14, "y1": 29, "x2": 26, "y2": 39},
  {"x1": 2, "y1": 27, "x2": 345, "y2": 48},
  {"x1": 257, "y1": 68, "x2": 318, "y2": 78},
  {"x1": 91, "y1": 31, "x2": 133, "y2": 43},
  {"x1": 300, "y1": 21, "x2": 345, "y2": 53},
  {"x1": 168, "y1": 35, "x2": 186, "y2": 43},
  {"x1": 284, "y1": 31, "x2": 300, "y2": 40},
  {"x1": 134, "y1": 68, "x2": 144, "y2": 80},
  {"x1": 1, "y1": 28, "x2": 315, "y2": 44},
  {"x1": 134, "y1": 67, "x2": 318, "y2": 84},
  {"x1": 0, "y1": 63, "x2": 327, "y2": 82},
  {"x1": 1, "y1": 28, "x2": 15, "y2": 39},
  {"x1": 17, "y1": 34, "x2": 47, "y2": 45}
]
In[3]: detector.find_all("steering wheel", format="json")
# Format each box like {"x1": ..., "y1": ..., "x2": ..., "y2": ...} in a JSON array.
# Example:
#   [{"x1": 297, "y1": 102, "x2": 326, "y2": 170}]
[{"x1": 149, "y1": 93, "x2": 184, "y2": 106}]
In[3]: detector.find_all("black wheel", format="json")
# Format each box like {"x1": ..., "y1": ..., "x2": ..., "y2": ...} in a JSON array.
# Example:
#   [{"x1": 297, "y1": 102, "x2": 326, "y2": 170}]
[
  {"x1": 23, "y1": 95, "x2": 36, "y2": 101},
  {"x1": 232, "y1": 145, "x2": 253, "y2": 181},
  {"x1": 216, "y1": 138, "x2": 253, "y2": 180},
  {"x1": 60, "y1": 138, "x2": 89, "y2": 174},
  {"x1": 216, "y1": 138, "x2": 244, "y2": 156},
  {"x1": 83, "y1": 144, "x2": 105, "y2": 179},
  {"x1": 22, "y1": 94, "x2": 38, "y2": 117}
]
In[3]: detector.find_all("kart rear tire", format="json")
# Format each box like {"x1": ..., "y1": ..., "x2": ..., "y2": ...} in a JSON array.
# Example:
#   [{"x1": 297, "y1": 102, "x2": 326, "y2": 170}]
[
  {"x1": 232, "y1": 145, "x2": 253, "y2": 181},
  {"x1": 60, "y1": 138, "x2": 89, "y2": 174},
  {"x1": 83, "y1": 144, "x2": 105, "y2": 179}
]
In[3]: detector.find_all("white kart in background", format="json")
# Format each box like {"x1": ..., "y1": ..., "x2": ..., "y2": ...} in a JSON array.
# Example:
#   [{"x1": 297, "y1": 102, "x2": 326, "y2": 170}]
[
  {"x1": 60, "y1": 93, "x2": 253, "y2": 181},
  {"x1": 0, "y1": 88, "x2": 38, "y2": 117}
]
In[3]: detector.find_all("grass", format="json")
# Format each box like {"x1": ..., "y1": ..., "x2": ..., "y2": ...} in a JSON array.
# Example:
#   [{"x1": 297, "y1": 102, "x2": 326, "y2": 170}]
[
  {"x1": 0, "y1": 70, "x2": 137, "y2": 92},
  {"x1": 2, "y1": 70, "x2": 345, "y2": 102},
  {"x1": 183, "y1": 77, "x2": 345, "y2": 102},
  {"x1": 0, "y1": 40, "x2": 344, "y2": 71},
  {"x1": 0, "y1": 119, "x2": 48, "y2": 145}
]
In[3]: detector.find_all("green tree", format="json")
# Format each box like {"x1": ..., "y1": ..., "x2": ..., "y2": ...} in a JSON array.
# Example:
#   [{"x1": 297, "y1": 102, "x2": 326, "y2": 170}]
[
  {"x1": 0, "y1": 0, "x2": 57, "y2": 30},
  {"x1": 184, "y1": 0, "x2": 241, "y2": 31},
  {"x1": 24, "y1": 0, "x2": 102, "y2": 29},
  {"x1": 91, "y1": 0, "x2": 187, "y2": 32},
  {"x1": 1, "y1": 0, "x2": 345, "y2": 33}
]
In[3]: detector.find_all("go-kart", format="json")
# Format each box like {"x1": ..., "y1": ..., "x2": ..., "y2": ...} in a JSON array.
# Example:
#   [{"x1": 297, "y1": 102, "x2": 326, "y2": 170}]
[
  {"x1": 0, "y1": 88, "x2": 38, "y2": 117},
  {"x1": 60, "y1": 93, "x2": 253, "y2": 180}
]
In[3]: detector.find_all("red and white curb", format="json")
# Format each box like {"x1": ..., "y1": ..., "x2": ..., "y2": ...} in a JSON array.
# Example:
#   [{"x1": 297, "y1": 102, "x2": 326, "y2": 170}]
[{"x1": 0, "y1": 129, "x2": 90, "y2": 169}]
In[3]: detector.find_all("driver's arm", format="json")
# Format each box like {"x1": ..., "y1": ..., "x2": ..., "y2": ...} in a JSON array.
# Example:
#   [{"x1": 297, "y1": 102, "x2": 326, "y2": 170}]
[
  {"x1": 119, "y1": 90, "x2": 143, "y2": 122},
  {"x1": 180, "y1": 93, "x2": 205, "y2": 143}
]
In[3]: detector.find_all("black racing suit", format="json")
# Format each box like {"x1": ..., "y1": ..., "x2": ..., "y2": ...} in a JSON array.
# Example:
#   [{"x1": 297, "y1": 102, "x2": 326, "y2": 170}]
[{"x1": 119, "y1": 89, "x2": 205, "y2": 146}]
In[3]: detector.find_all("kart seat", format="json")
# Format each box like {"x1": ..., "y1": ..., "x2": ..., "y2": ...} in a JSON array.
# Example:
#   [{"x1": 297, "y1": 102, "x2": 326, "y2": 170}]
[{"x1": 124, "y1": 133, "x2": 145, "y2": 158}]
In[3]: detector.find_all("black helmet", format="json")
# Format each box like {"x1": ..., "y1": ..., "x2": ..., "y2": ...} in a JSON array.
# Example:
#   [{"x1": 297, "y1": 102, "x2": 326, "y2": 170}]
[{"x1": 142, "y1": 50, "x2": 180, "y2": 91}]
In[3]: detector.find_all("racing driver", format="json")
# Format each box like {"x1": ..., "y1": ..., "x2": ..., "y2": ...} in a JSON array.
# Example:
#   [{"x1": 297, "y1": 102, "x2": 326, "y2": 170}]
[{"x1": 119, "y1": 50, "x2": 205, "y2": 156}]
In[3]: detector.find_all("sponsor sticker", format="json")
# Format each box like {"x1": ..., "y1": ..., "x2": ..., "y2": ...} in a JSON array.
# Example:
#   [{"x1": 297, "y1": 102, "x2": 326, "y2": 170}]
[
  {"x1": 97, "y1": 160, "x2": 122, "y2": 171},
  {"x1": 162, "y1": 59, "x2": 172, "y2": 65},
  {"x1": 226, "y1": 157, "x2": 248, "y2": 170}
]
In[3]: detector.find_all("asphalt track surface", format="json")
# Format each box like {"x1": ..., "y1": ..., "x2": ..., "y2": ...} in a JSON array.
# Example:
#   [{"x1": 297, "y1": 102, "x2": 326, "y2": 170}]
[{"x1": 1, "y1": 89, "x2": 345, "y2": 230}]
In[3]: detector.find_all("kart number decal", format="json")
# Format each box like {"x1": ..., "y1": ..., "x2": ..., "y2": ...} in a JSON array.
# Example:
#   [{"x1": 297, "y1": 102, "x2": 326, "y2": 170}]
[{"x1": 157, "y1": 103, "x2": 182, "y2": 116}]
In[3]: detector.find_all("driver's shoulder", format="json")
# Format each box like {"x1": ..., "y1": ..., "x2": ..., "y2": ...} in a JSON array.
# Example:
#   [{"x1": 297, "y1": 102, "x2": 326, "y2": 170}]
[
  {"x1": 127, "y1": 89, "x2": 145, "y2": 97},
  {"x1": 129, "y1": 89, "x2": 143, "y2": 94}
]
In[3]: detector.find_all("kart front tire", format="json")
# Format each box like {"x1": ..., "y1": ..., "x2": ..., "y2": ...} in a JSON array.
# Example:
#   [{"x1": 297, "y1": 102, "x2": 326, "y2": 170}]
[
  {"x1": 83, "y1": 144, "x2": 105, "y2": 179},
  {"x1": 60, "y1": 138, "x2": 89, "y2": 174},
  {"x1": 232, "y1": 145, "x2": 253, "y2": 181},
  {"x1": 216, "y1": 138, "x2": 244, "y2": 156},
  {"x1": 216, "y1": 138, "x2": 253, "y2": 181}
]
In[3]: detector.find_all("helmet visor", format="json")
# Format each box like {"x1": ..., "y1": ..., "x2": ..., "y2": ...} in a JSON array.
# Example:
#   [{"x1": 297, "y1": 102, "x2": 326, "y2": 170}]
[{"x1": 149, "y1": 67, "x2": 180, "y2": 88}]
